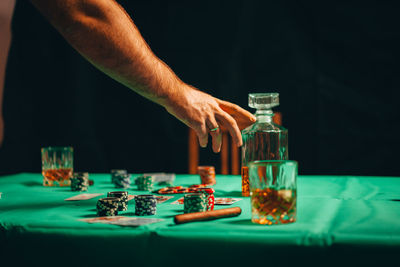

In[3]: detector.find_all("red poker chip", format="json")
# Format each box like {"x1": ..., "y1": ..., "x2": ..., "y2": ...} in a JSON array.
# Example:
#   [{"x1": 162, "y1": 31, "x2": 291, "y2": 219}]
[
  {"x1": 173, "y1": 186, "x2": 184, "y2": 189},
  {"x1": 158, "y1": 189, "x2": 175, "y2": 194},
  {"x1": 176, "y1": 188, "x2": 189, "y2": 193},
  {"x1": 189, "y1": 184, "x2": 202, "y2": 188},
  {"x1": 193, "y1": 187, "x2": 215, "y2": 194},
  {"x1": 157, "y1": 187, "x2": 175, "y2": 194},
  {"x1": 197, "y1": 166, "x2": 215, "y2": 171},
  {"x1": 187, "y1": 188, "x2": 198, "y2": 193},
  {"x1": 189, "y1": 184, "x2": 210, "y2": 188},
  {"x1": 200, "y1": 188, "x2": 215, "y2": 194},
  {"x1": 157, "y1": 186, "x2": 189, "y2": 194}
]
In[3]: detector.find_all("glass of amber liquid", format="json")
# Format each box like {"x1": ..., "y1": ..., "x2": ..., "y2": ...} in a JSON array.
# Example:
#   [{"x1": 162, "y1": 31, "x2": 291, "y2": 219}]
[
  {"x1": 248, "y1": 160, "x2": 297, "y2": 225},
  {"x1": 41, "y1": 147, "x2": 73, "y2": 186}
]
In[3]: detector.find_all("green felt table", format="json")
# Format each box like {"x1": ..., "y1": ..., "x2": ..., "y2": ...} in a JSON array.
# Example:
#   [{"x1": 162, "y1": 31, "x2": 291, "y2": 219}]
[{"x1": 0, "y1": 173, "x2": 399, "y2": 267}]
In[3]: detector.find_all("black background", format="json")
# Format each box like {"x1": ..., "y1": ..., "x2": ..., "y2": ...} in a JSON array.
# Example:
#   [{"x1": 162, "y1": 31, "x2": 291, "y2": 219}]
[{"x1": 1, "y1": 0, "x2": 399, "y2": 175}]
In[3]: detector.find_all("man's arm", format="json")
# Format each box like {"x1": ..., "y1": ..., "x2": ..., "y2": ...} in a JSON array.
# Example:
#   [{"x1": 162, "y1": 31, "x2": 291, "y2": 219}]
[
  {"x1": 0, "y1": 0, "x2": 16, "y2": 147},
  {"x1": 29, "y1": 0, "x2": 255, "y2": 152}
]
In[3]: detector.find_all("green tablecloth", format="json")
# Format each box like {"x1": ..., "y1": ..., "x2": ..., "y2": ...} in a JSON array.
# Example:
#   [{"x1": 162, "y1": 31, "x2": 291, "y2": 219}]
[{"x1": 1, "y1": 173, "x2": 399, "y2": 266}]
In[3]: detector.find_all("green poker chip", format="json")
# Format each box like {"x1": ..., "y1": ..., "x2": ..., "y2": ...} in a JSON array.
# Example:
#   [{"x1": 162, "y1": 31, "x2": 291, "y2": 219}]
[
  {"x1": 112, "y1": 173, "x2": 131, "y2": 188},
  {"x1": 110, "y1": 169, "x2": 127, "y2": 183},
  {"x1": 70, "y1": 172, "x2": 89, "y2": 191},
  {"x1": 136, "y1": 176, "x2": 154, "y2": 191},
  {"x1": 184, "y1": 193, "x2": 206, "y2": 213}
]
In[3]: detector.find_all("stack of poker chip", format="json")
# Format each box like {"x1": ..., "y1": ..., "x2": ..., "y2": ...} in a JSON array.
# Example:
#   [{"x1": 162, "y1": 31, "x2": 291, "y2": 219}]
[
  {"x1": 107, "y1": 191, "x2": 129, "y2": 211},
  {"x1": 96, "y1": 197, "x2": 119, "y2": 216},
  {"x1": 70, "y1": 172, "x2": 89, "y2": 191},
  {"x1": 184, "y1": 193, "x2": 206, "y2": 214},
  {"x1": 157, "y1": 186, "x2": 188, "y2": 194},
  {"x1": 191, "y1": 187, "x2": 215, "y2": 211},
  {"x1": 197, "y1": 166, "x2": 216, "y2": 185},
  {"x1": 111, "y1": 170, "x2": 131, "y2": 188},
  {"x1": 136, "y1": 175, "x2": 154, "y2": 191},
  {"x1": 135, "y1": 195, "x2": 157, "y2": 216},
  {"x1": 157, "y1": 180, "x2": 174, "y2": 186},
  {"x1": 111, "y1": 169, "x2": 127, "y2": 183}
]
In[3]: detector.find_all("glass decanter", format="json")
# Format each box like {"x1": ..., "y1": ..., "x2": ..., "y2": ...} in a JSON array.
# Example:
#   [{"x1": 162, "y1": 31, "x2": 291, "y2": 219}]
[{"x1": 241, "y1": 93, "x2": 289, "y2": 196}]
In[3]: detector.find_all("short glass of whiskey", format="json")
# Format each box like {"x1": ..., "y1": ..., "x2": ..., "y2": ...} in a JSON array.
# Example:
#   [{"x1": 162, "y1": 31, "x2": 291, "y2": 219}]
[
  {"x1": 41, "y1": 147, "x2": 73, "y2": 186},
  {"x1": 249, "y1": 160, "x2": 297, "y2": 225}
]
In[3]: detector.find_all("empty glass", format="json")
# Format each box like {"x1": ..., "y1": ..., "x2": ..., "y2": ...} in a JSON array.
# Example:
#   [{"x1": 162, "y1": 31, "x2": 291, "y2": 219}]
[{"x1": 248, "y1": 160, "x2": 297, "y2": 225}]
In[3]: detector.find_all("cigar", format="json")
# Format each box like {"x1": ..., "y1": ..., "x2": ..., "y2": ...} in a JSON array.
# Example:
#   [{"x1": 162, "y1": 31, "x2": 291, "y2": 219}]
[{"x1": 174, "y1": 207, "x2": 242, "y2": 224}]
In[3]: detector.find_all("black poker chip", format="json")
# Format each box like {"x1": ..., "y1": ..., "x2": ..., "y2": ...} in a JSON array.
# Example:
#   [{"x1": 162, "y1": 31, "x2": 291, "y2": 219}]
[
  {"x1": 96, "y1": 197, "x2": 119, "y2": 216},
  {"x1": 70, "y1": 172, "x2": 89, "y2": 191},
  {"x1": 107, "y1": 191, "x2": 129, "y2": 211},
  {"x1": 135, "y1": 195, "x2": 157, "y2": 216}
]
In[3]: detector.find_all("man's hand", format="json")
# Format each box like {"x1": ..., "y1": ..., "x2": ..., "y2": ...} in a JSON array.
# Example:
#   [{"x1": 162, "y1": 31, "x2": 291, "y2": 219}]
[{"x1": 165, "y1": 84, "x2": 256, "y2": 153}]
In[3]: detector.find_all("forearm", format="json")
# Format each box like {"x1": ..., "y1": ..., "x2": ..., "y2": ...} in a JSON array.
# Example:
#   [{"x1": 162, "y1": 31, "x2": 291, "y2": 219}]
[
  {"x1": 29, "y1": 0, "x2": 182, "y2": 107},
  {"x1": 0, "y1": 29, "x2": 11, "y2": 115},
  {"x1": 0, "y1": 0, "x2": 15, "y2": 115},
  {"x1": 0, "y1": 0, "x2": 15, "y2": 146}
]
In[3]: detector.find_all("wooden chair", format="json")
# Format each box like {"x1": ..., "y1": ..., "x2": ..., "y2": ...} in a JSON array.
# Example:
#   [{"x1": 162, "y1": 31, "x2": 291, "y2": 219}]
[{"x1": 188, "y1": 112, "x2": 282, "y2": 174}]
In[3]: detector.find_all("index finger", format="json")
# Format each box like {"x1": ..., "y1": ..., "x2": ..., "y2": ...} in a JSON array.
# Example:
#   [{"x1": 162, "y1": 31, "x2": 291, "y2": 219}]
[{"x1": 217, "y1": 100, "x2": 256, "y2": 130}]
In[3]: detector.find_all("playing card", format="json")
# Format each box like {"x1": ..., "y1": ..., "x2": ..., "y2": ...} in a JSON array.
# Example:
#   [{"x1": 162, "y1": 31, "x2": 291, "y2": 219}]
[
  {"x1": 155, "y1": 195, "x2": 174, "y2": 203},
  {"x1": 143, "y1": 173, "x2": 175, "y2": 183},
  {"x1": 214, "y1": 198, "x2": 242, "y2": 205},
  {"x1": 65, "y1": 193, "x2": 103, "y2": 201},
  {"x1": 108, "y1": 217, "x2": 164, "y2": 226},
  {"x1": 171, "y1": 197, "x2": 184, "y2": 204},
  {"x1": 80, "y1": 216, "x2": 163, "y2": 227},
  {"x1": 143, "y1": 172, "x2": 165, "y2": 177},
  {"x1": 81, "y1": 216, "x2": 124, "y2": 223}
]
